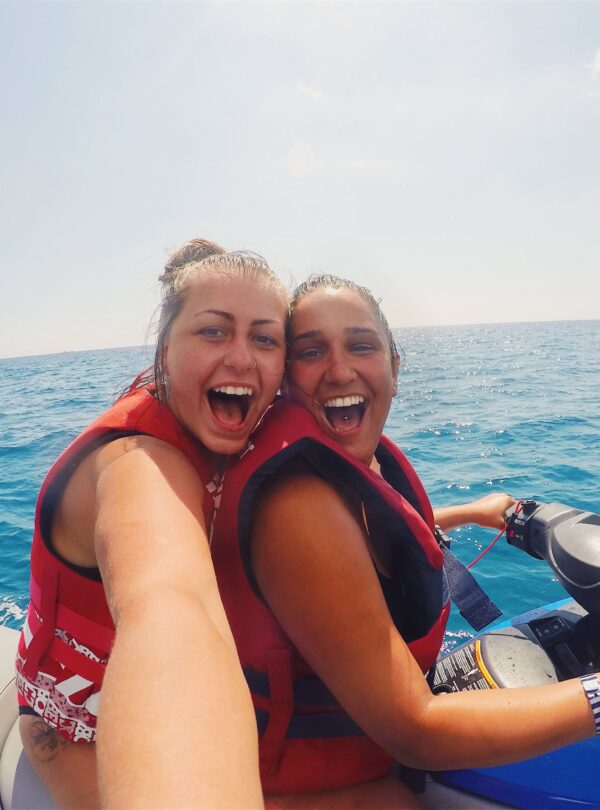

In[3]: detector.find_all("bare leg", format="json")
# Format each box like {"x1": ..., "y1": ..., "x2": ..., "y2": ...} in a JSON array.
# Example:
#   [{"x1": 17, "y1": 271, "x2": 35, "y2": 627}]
[
  {"x1": 19, "y1": 716, "x2": 99, "y2": 810},
  {"x1": 266, "y1": 774, "x2": 424, "y2": 810},
  {"x1": 21, "y1": 716, "x2": 422, "y2": 810}
]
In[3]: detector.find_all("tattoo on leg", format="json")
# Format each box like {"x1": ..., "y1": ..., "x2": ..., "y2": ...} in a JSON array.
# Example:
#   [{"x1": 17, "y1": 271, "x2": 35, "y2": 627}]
[{"x1": 28, "y1": 720, "x2": 70, "y2": 762}]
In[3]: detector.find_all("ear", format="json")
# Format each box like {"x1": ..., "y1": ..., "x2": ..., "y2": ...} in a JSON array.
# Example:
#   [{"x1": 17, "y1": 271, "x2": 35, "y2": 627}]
[{"x1": 162, "y1": 343, "x2": 170, "y2": 376}]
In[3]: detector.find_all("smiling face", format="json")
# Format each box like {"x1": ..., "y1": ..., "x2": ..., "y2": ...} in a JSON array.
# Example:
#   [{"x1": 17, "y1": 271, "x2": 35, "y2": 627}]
[
  {"x1": 287, "y1": 287, "x2": 399, "y2": 465},
  {"x1": 163, "y1": 271, "x2": 286, "y2": 456}
]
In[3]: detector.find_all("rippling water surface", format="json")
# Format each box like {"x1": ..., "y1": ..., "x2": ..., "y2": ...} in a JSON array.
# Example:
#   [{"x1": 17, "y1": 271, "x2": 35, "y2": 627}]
[{"x1": 1, "y1": 323, "x2": 599, "y2": 651}]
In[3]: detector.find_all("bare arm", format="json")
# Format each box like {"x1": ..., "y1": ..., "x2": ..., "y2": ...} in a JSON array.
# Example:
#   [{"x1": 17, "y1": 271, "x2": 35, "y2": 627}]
[
  {"x1": 252, "y1": 474, "x2": 595, "y2": 771},
  {"x1": 94, "y1": 437, "x2": 263, "y2": 809},
  {"x1": 434, "y1": 492, "x2": 516, "y2": 532}
]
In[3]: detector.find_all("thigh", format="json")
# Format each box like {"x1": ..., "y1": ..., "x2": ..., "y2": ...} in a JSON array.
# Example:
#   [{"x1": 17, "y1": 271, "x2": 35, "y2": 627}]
[
  {"x1": 19, "y1": 715, "x2": 99, "y2": 810},
  {"x1": 266, "y1": 774, "x2": 425, "y2": 810}
]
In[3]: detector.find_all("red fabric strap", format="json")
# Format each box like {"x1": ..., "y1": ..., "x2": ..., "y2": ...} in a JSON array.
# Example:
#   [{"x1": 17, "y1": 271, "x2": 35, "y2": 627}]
[
  {"x1": 48, "y1": 635, "x2": 106, "y2": 686},
  {"x1": 259, "y1": 649, "x2": 294, "y2": 777},
  {"x1": 22, "y1": 566, "x2": 58, "y2": 680},
  {"x1": 30, "y1": 575, "x2": 114, "y2": 654}
]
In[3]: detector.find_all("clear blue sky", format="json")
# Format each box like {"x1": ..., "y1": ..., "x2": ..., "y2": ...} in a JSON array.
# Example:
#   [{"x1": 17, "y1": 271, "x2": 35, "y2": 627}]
[{"x1": 1, "y1": 1, "x2": 599, "y2": 359}]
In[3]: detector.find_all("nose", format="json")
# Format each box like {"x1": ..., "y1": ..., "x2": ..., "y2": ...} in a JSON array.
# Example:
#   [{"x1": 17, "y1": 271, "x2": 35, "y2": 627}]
[
  {"x1": 323, "y1": 351, "x2": 357, "y2": 386},
  {"x1": 223, "y1": 337, "x2": 256, "y2": 373}
]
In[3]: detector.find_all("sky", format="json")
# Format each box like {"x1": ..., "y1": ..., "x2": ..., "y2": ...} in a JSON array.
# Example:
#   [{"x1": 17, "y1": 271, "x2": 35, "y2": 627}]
[{"x1": 1, "y1": 1, "x2": 599, "y2": 359}]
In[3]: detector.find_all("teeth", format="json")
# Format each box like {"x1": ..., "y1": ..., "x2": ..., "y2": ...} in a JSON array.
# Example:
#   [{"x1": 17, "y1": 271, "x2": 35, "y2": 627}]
[
  {"x1": 212, "y1": 386, "x2": 253, "y2": 396},
  {"x1": 324, "y1": 395, "x2": 365, "y2": 408}
]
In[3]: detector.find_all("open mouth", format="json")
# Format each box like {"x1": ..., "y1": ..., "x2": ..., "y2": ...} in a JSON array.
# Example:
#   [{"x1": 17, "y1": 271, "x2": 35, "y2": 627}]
[
  {"x1": 323, "y1": 394, "x2": 366, "y2": 432},
  {"x1": 208, "y1": 385, "x2": 254, "y2": 428}
]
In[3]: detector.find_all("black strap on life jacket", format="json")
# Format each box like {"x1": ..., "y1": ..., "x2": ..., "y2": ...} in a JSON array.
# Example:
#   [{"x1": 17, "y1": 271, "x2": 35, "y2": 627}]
[{"x1": 435, "y1": 528, "x2": 502, "y2": 631}]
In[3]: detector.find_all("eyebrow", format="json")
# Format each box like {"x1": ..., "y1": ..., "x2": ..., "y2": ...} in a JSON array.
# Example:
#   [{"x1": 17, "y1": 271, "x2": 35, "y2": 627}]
[
  {"x1": 193, "y1": 309, "x2": 233, "y2": 320},
  {"x1": 193, "y1": 310, "x2": 280, "y2": 326},
  {"x1": 292, "y1": 327, "x2": 378, "y2": 343}
]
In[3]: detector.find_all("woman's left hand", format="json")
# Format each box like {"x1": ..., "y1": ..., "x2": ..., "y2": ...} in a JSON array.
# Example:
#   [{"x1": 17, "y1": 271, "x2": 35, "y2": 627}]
[
  {"x1": 469, "y1": 492, "x2": 516, "y2": 529},
  {"x1": 434, "y1": 492, "x2": 517, "y2": 532}
]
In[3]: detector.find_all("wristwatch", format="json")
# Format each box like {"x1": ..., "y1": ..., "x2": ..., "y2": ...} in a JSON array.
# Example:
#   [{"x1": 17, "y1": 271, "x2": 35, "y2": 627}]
[{"x1": 581, "y1": 674, "x2": 600, "y2": 735}]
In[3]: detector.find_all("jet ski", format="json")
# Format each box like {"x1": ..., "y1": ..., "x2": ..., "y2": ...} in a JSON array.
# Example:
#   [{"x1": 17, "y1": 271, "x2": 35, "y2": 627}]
[
  {"x1": 0, "y1": 501, "x2": 599, "y2": 809},
  {"x1": 428, "y1": 500, "x2": 600, "y2": 808}
]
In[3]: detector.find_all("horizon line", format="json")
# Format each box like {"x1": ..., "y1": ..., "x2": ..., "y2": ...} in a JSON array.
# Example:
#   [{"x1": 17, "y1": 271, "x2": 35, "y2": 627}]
[{"x1": 1, "y1": 316, "x2": 598, "y2": 362}]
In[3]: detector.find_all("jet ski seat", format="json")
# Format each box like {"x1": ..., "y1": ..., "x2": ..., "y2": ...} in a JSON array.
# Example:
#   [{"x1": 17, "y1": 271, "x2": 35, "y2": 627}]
[{"x1": 0, "y1": 627, "x2": 54, "y2": 810}]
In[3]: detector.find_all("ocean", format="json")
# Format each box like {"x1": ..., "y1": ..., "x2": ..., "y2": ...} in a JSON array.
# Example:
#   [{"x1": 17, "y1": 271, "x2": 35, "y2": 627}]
[{"x1": 1, "y1": 321, "x2": 599, "y2": 651}]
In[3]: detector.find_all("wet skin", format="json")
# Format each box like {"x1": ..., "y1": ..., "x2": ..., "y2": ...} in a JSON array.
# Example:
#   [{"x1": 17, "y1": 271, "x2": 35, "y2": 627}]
[
  {"x1": 287, "y1": 287, "x2": 399, "y2": 465},
  {"x1": 20, "y1": 272, "x2": 287, "y2": 809},
  {"x1": 260, "y1": 287, "x2": 427, "y2": 808},
  {"x1": 164, "y1": 272, "x2": 287, "y2": 456}
]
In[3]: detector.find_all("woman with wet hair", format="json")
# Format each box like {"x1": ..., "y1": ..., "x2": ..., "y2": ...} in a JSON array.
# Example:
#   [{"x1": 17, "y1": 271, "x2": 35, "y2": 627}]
[
  {"x1": 16, "y1": 239, "x2": 288, "y2": 809},
  {"x1": 210, "y1": 274, "x2": 599, "y2": 808}
]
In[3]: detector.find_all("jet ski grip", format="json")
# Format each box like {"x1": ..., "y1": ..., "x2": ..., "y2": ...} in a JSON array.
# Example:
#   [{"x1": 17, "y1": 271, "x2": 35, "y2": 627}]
[{"x1": 506, "y1": 501, "x2": 600, "y2": 619}]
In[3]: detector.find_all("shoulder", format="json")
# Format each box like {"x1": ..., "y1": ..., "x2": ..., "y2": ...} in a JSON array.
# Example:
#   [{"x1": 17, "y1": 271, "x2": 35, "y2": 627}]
[
  {"x1": 250, "y1": 466, "x2": 380, "y2": 633},
  {"x1": 251, "y1": 464, "x2": 366, "y2": 577},
  {"x1": 91, "y1": 435, "x2": 210, "y2": 522},
  {"x1": 65, "y1": 434, "x2": 206, "y2": 526},
  {"x1": 93, "y1": 433, "x2": 199, "y2": 476},
  {"x1": 255, "y1": 465, "x2": 351, "y2": 521}
]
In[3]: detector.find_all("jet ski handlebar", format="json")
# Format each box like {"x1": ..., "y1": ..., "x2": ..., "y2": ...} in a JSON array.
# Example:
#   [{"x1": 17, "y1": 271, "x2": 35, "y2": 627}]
[{"x1": 505, "y1": 501, "x2": 600, "y2": 618}]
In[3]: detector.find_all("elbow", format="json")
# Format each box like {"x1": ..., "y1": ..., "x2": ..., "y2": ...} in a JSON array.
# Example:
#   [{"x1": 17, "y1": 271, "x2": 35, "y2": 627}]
[
  {"x1": 392, "y1": 744, "x2": 441, "y2": 772},
  {"x1": 381, "y1": 696, "x2": 485, "y2": 772},
  {"x1": 110, "y1": 573, "x2": 212, "y2": 628},
  {"x1": 377, "y1": 700, "x2": 449, "y2": 771},
  {"x1": 112, "y1": 586, "x2": 212, "y2": 644},
  {"x1": 388, "y1": 733, "x2": 440, "y2": 772},
  {"x1": 112, "y1": 583, "x2": 240, "y2": 661}
]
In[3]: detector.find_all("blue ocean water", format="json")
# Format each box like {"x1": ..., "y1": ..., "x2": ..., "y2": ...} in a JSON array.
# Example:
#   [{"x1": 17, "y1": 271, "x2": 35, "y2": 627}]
[{"x1": 1, "y1": 322, "x2": 599, "y2": 652}]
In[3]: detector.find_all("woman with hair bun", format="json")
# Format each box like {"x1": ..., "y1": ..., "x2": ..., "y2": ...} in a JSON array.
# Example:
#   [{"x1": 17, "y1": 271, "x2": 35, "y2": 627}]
[{"x1": 16, "y1": 239, "x2": 288, "y2": 809}]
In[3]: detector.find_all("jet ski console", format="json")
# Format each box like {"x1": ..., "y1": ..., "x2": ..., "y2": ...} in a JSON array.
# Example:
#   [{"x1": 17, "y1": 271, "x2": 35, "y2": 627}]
[{"x1": 432, "y1": 502, "x2": 600, "y2": 808}]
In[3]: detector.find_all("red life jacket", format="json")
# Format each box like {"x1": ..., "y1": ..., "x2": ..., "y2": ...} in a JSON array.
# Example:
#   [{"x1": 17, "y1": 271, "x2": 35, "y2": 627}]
[
  {"x1": 211, "y1": 400, "x2": 450, "y2": 794},
  {"x1": 16, "y1": 386, "x2": 216, "y2": 743}
]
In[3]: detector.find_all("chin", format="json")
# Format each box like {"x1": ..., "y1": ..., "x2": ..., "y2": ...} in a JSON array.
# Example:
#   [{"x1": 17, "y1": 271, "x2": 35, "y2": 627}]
[
  {"x1": 205, "y1": 434, "x2": 249, "y2": 457},
  {"x1": 333, "y1": 437, "x2": 369, "y2": 466},
  {"x1": 185, "y1": 421, "x2": 245, "y2": 457}
]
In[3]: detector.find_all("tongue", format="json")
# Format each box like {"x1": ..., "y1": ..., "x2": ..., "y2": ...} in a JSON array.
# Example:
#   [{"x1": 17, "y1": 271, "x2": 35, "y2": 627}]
[
  {"x1": 211, "y1": 395, "x2": 244, "y2": 427},
  {"x1": 326, "y1": 404, "x2": 362, "y2": 432}
]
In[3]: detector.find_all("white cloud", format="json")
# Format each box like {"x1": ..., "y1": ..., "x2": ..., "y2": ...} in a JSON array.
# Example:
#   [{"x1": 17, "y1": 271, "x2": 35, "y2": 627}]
[
  {"x1": 288, "y1": 142, "x2": 316, "y2": 179},
  {"x1": 297, "y1": 82, "x2": 323, "y2": 101},
  {"x1": 591, "y1": 48, "x2": 600, "y2": 78}
]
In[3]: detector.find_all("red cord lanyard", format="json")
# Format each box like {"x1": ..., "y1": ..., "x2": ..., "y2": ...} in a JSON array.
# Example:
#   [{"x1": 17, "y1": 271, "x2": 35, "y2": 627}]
[{"x1": 467, "y1": 500, "x2": 524, "y2": 569}]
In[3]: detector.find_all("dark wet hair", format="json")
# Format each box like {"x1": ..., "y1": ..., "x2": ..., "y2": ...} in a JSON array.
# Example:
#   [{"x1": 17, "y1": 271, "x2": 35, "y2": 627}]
[{"x1": 289, "y1": 274, "x2": 399, "y2": 363}]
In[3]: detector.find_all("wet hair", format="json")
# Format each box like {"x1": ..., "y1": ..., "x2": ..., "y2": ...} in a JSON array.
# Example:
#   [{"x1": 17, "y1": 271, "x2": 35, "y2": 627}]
[
  {"x1": 133, "y1": 238, "x2": 287, "y2": 400},
  {"x1": 289, "y1": 274, "x2": 399, "y2": 364}
]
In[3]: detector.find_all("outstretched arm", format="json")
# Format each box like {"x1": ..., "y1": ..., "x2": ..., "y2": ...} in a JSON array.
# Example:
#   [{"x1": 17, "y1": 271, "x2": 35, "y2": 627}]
[
  {"x1": 94, "y1": 437, "x2": 263, "y2": 809},
  {"x1": 434, "y1": 492, "x2": 516, "y2": 532},
  {"x1": 252, "y1": 474, "x2": 595, "y2": 772}
]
